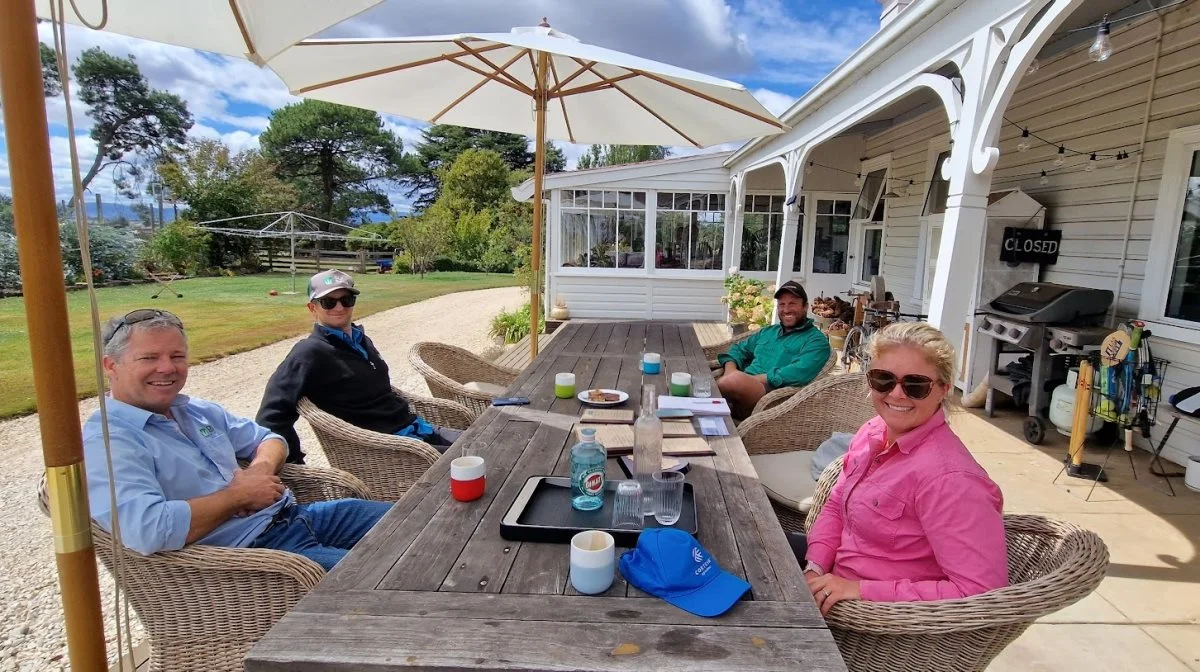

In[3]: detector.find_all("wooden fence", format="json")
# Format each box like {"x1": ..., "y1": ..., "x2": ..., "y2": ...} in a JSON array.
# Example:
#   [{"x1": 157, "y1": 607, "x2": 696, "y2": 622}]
[{"x1": 257, "y1": 248, "x2": 394, "y2": 274}]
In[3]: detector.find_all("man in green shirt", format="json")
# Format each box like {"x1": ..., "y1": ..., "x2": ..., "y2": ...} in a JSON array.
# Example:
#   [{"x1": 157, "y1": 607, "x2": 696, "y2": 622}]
[{"x1": 717, "y1": 280, "x2": 831, "y2": 418}]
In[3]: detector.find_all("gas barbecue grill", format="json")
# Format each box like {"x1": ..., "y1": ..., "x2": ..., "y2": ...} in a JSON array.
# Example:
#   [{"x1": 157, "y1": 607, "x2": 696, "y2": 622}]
[{"x1": 979, "y1": 282, "x2": 1114, "y2": 443}]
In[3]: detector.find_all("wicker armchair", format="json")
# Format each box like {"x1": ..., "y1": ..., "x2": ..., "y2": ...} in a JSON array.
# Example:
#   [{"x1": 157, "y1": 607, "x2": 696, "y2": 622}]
[
  {"x1": 750, "y1": 349, "x2": 839, "y2": 415},
  {"x1": 703, "y1": 327, "x2": 757, "y2": 364},
  {"x1": 37, "y1": 464, "x2": 371, "y2": 672},
  {"x1": 299, "y1": 388, "x2": 473, "y2": 501},
  {"x1": 739, "y1": 372, "x2": 874, "y2": 532},
  {"x1": 803, "y1": 456, "x2": 1111, "y2": 672},
  {"x1": 408, "y1": 342, "x2": 520, "y2": 416}
]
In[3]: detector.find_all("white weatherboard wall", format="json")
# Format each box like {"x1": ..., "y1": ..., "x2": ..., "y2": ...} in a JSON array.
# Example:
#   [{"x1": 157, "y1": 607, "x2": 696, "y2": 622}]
[
  {"x1": 542, "y1": 154, "x2": 732, "y2": 321},
  {"x1": 851, "y1": 5, "x2": 1200, "y2": 465}
]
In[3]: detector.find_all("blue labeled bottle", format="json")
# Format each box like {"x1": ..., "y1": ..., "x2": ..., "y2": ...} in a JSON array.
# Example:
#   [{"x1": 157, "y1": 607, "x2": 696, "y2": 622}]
[{"x1": 571, "y1": 427, "x2": 607, "y2": 511}]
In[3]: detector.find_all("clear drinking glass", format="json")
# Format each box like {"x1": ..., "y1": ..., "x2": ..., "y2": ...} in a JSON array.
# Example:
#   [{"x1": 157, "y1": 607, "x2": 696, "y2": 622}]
[
  {"x1": 611, "y1": 480, "x2": 644, "y2": 530},
  {"x1": 653, "y1": 471, "x2": 685, "y2": 526},
  {"x1": 692, "y1": 376, "x2": 712, "y2": 398}
]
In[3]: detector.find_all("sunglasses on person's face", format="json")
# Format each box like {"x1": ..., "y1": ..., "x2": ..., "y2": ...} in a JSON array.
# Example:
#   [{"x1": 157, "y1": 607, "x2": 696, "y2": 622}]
[
  {"x1": 104, "y1": 309, "x2": 184, "y2": 346},
  {"x1": 315, "y1": 294, "x2": 357, "y2": 310},
  {"x1": 866, "y1": 369, "x2": 938, "y2": 400}
]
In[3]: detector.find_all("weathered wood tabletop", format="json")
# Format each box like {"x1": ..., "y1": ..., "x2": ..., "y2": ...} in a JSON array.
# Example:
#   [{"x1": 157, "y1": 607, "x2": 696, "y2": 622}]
[{"x1": 245, "y1": 321, "x2": 846, "y2": 672}]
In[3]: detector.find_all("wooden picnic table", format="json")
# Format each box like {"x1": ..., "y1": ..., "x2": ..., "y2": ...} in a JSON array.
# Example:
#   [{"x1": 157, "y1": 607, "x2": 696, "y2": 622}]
[{"x1": 245, "y1": 321, "x2": 846, "y2": 672}]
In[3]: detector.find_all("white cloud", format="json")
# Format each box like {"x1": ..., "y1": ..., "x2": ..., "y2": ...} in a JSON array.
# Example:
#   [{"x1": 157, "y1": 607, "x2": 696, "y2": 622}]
[
  {"x1": 733, "y1": 0, "x2": 878, "y2": 85},
  {"x1": 751, "y1": 88, "x2": 796, "y2": 116}
]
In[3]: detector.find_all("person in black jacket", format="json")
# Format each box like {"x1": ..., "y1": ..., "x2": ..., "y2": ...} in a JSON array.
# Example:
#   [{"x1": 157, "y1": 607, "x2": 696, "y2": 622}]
[{"x1": 257, "y1": 269, "x2": 461, "y2": 463}]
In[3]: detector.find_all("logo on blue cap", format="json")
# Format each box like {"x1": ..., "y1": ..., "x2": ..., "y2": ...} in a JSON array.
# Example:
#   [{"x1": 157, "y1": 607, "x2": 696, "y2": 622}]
[{"x1": 619, "y1": 528, "x2": 751, "y2": 617}]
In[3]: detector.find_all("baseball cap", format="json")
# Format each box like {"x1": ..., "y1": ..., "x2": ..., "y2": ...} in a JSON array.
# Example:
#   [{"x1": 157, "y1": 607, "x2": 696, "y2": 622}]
[
  {"x1": 618, "y1": 528, "x2": 750, "y2": 617},
  {"x1": 774, "y1": 280, "x2": 808, "y2": 302},
  {"x1": 307, "y1": 269, "x2": 360, "y2": 301}
]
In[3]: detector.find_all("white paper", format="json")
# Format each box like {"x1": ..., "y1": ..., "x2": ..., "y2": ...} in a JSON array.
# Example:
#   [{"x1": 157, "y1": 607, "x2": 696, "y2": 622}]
[
  {"x1": 697, "y1": 416, "x2": 730, "y2": 436},
  {"x1": 658, "y1": 395, "x2": 732, "y2": 416}
]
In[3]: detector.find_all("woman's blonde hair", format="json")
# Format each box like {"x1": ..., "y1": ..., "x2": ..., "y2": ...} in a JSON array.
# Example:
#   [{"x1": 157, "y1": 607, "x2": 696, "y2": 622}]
[{"x1": 867, "y1": 322, "x2": 958, "y2": 408}]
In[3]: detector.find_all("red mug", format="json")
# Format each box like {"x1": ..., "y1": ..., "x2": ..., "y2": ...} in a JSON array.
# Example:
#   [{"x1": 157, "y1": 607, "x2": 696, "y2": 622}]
[{"x1": 450, "y1": 456, "x2": 486, "y2": 502}]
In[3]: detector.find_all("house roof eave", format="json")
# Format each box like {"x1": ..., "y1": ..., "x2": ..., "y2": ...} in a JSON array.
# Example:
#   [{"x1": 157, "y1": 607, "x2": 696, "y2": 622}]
[{"x1": 511, "y1": 151, "x2": 735, "y2": 202}]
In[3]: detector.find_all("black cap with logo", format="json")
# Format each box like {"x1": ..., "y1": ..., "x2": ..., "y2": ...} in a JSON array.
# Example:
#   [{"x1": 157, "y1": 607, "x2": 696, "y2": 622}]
[{"x1": 774, "y1": 280, "x2": 808, "y2": 303}]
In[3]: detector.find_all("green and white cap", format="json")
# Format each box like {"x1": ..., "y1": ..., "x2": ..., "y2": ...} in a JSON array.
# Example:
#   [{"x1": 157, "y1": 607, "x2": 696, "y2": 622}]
[{"x1": 307, "y1": 269, "x2": 360, "y2": 301}]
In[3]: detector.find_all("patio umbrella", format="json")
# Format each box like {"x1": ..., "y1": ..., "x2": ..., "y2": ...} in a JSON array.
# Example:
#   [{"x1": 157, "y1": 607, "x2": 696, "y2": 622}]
[
  {"x1": 33, "y1": 0, "x2": 384, "y2": 63},
  {"x1": 267, "y1": 20, "x2": 787, "y2": 357},
  {"x1": 2, "y1": 2, "x2": 383, "y2": 669}
]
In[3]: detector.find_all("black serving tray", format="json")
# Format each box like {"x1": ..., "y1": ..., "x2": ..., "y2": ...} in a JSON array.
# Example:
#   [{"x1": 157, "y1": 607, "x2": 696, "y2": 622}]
[{"x1": 500, "y1": 476, "x2": 698, "y2": 546}]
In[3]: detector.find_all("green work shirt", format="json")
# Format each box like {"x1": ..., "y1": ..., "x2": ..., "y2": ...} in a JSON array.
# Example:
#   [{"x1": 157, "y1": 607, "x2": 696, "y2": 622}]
[{"x1": 717, "y1": 319, "x2": 832, "y2": 389}]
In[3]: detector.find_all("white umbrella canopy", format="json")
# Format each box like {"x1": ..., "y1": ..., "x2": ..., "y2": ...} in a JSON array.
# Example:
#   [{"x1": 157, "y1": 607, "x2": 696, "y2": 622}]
[
  {"x1": 34, "y1": 0, "x2": 384, "y2": 63},
  {"x1": 268, "y1": 21, "x2": 784, "y2": 358},
  {"x1": 268, "y1": 23, "x2": 785, "y2": 147}
]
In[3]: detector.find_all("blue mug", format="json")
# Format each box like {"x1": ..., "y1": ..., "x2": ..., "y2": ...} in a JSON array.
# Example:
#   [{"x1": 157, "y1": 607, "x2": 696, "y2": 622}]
[{"x1": 642, "y1": 352, "x2": 662, "y2": 375}]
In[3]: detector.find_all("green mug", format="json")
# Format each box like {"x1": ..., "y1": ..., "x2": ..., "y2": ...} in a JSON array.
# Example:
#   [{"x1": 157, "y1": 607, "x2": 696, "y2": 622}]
[
  {"x1": 669, "y1": 372, "x2": 692, "y2": 397},
  {"x1": 555, "y1": 372, "x2": 576, "y2": 399}
]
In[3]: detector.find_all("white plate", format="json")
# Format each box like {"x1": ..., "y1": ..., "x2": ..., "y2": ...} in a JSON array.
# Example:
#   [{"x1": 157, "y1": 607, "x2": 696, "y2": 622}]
[{"x1": 577, "y1": 388, "x2": 630, "y2": 407}]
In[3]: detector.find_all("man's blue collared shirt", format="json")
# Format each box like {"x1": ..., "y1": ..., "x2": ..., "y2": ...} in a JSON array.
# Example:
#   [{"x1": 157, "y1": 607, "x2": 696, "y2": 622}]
[
  {"x1": 319, "y1": 323, "x2": 368, "y2": 360},
  {"x1": 82, "y1": 395, "x2": 292, "y2": 556}
]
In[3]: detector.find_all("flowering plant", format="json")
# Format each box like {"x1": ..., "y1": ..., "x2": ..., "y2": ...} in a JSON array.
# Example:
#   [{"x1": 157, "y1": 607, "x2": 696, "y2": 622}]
[{"x1": 721, "y1": 271, "x2": 775, "y2": 328}]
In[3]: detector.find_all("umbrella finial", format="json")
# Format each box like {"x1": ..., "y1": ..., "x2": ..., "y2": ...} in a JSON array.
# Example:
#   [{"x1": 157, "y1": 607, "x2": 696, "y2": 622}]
[{"x1": 539, "y1": 17, "x2": 550, "y2": 27}]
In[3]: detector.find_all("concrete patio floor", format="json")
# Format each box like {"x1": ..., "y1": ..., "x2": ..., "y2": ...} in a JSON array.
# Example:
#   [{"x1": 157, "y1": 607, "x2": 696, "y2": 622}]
[{"x1": 955, "y1": 405, "x2": 1200, "y2": 671}]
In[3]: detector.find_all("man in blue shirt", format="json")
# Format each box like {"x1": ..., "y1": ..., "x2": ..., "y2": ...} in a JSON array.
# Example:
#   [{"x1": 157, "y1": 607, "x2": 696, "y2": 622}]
[
  {"x1": 84, "y1": 309, "x2": 391, "y2": 571},
  {"x1": 257, "y1": 269, "x2": 461, "y2": 463}
]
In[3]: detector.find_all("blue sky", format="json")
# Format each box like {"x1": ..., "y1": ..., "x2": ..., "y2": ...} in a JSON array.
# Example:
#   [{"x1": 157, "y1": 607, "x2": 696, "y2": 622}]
[{"x1": 0, "y1": 0, "x2": 883, "y2": 213}]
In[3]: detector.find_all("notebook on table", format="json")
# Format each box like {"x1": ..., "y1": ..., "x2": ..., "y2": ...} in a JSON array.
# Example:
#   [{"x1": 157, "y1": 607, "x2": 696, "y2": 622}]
[{"x1": 657, "y1": 396, "x2": 731, "y2": 416}]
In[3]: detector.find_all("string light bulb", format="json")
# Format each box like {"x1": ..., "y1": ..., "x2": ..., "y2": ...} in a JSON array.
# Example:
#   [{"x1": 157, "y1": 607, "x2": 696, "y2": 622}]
[
  {"x1": 806, "y1": 161, "x2": 814, "y2": 175},
  {"x1": 1054, "y1": 145, "x2": 1066, "y2": 167},
  {"x1": 1114, "y1": 151, "x2": 1129, "y2": 170},
  {"x1": 1017, "y1": 128, "x2": 1031, "y2": 152},
  {"x1": 1027, "y1": 58, "x2": 1040, "y2": 75},
  {"x1": 1085, "y1": 153, "x2": 1098, "y2": 172},
  {"x1": 1040, "y1": 170, "x2": 1049, "y2": 186},
  {"x1": 854, "y1": 172, "x2": 863, "y2": 187},
  {"x1": 1089, "y1": 16, "x2": 1113, "y2": 62}
]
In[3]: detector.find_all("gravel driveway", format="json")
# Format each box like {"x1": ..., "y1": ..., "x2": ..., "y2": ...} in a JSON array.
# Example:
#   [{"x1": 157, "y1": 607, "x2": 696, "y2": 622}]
[{"x1": 0, "y1": 286, "x2": 524, "y2": 671}]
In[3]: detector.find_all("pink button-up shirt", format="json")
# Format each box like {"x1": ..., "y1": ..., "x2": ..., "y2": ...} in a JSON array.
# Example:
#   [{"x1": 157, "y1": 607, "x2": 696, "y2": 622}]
[{"x1": 806, "y1": 410, "x2": 1008, "y2": 602}]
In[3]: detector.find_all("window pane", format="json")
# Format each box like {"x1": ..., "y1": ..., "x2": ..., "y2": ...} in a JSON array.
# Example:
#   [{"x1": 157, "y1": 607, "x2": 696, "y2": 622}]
[
  {"x1": 618, "y1": 191, "x2": 633, "y2": 209},
  {"x1": 632, "y1": 191, "x2": 647, "y2": 209},
  {"x1": 691, "y1": 212, "x2": 724, "y2": 270},
  {"x1": 744, "y1": 193, "x2": 754, "y2": 210},
  {"x1": 618, "y1": 211, "x2": 646, "y2": 268},
  {"x1": 657, "y1": 211, "x2": 689, "y2": 269},
  {"x1": 1165, "y1": 150, "x2": 1200, "y2": 322},
  {"x1": 871, "y1": 197, "x2": 885, "y2": 223},
  {"x1": 922, "y1": 225, "x2": 943, "y2": 309},
  {"x1": 817, "y1": 200, "x2": 833, "y2": 215},
  {"x1": 675, "y1": 192, "x2": 692, "y2": 210},
  {"x1": 766, "y1": 213, "x2": 783, "y2": 272},
  {"x1": 741, "y1": 213, "x2": 769, "y2": 271},
  {"x1": 602, "y1": 190, "x2": 618, "y2": 208},
  {"x1": 834, "y1": 200, "x2": 852, "y2": 216},
  {"x1": 588, "y1": 190, "x2": 604, "y2": 208},
  {"x1": 853, "y1": 168, "x2": 887, "y2": 220},
  {"x1": 658, "y1": 192, "x2": 674, "y2": 209},
  {"x1": 561, "y1": 210, "x2": 589, "y2": 267},
  {"x1": 770, "y1": 195, "x2": 784, "y2": 213},
  {"x1": 923, "y1": 151, "x2": 951, "y2": 216},
  {"x1": 861, "y1": 228, "x2": 883, "y2": 282},
  {"x1": 753, "y1": 194, "x2": 770, "y2": 211},
  {"x1": 561, "y1": 190, "x2": 575, "y2": 208},
  {"x1": 588, "y1": 210, "x2": 616, "y2": 268},
  {"x1": 792, "y1": 204, "x2": 806, "y2": 272},
  {"x1": 713, "y1": 193, "x2": 726, "y2": 212},
  {"x1": 813, "y1": 201, "x2": 850, "y2": 274}
]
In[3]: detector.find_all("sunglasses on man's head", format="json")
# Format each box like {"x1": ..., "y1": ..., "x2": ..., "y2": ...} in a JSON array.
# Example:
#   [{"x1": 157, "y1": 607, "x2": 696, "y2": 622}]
[
  {"x1": 866, "y1": 369, "x2": 937, "y2": 400},
  {"x1": 103, "y1": 309, "x2": 183, "y2": 345},
  {"x1": 315, "y1": 294, "x2": 357, "y2": 310}
]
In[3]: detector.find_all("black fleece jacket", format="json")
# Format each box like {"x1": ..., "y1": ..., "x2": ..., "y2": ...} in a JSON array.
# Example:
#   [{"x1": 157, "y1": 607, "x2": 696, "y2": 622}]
[{"x1": 256, "y1": 325, "x2": 415, "y2": 463}]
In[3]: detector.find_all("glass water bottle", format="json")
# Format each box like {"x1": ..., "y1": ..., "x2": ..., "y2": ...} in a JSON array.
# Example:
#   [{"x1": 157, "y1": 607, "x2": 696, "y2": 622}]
[{"x1": 633, "y1": 383, "x2": 663, "y2": 515}]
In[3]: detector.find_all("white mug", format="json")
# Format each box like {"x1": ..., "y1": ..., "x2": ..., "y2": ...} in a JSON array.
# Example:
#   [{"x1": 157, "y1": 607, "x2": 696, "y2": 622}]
[{"x1": 569, "y1": 530, "x2": 615, "y2": 595}]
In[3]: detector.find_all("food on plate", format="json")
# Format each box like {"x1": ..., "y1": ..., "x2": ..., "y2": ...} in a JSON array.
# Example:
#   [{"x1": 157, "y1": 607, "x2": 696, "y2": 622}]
[{"x1": 587, "y1": 389, "x2": 621, "y2": 402}]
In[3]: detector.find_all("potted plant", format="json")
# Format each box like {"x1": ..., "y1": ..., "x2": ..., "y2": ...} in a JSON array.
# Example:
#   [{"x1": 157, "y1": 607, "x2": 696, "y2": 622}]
[
  {"x1": 721, "y1": 268, "x2": 774, "y2": 334},
  {"x1": 550, "y1": 297, "x2": 570, "y2": 320}
]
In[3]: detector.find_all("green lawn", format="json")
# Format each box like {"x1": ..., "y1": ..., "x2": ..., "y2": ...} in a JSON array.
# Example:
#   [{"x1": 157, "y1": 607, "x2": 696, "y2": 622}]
[{"x1": 0, "y1": 272, "x2": 519, "y2": 418}]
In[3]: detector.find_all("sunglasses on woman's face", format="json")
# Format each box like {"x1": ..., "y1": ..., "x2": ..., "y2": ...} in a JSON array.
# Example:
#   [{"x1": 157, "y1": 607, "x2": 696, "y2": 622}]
[
  {"x1": 315, "y1": 294, "x2": 357, "y2": 310},
  {"x1": 866, "y1": 369, "x2": 938, "y2": 400}
]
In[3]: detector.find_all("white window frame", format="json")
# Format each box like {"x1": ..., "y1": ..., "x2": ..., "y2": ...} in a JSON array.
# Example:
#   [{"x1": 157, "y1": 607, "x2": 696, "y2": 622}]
[
  {"x1": 915, "y1": 138, "x2": 952, "y2": 310},
  {"x1": 739, "y1": 190, "x2": 787, "y2": 280},
  {"x1": 651, "y1": 191, "x2": 728, "y2": 279},
  {"x1": 556, "y1": 187, "x2": 651, "y2": 278},
  {"x1": 1139, "y1": 124, "x2": 1200, "y2": 344},
  {"x1": 850, "y1": 154, "x2": 892, "y2": 288}
]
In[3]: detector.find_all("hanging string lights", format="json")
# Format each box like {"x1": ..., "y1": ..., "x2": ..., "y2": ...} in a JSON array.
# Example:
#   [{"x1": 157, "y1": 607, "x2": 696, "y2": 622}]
[{"x1": 1089, "y1": 16, "x2": 1114, "y2": 62}]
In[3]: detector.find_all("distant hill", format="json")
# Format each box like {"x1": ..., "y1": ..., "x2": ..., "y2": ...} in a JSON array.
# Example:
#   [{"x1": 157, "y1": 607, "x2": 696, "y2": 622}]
[{"x1": 73, "y1": 201, "x2": 182, "y2": 225}]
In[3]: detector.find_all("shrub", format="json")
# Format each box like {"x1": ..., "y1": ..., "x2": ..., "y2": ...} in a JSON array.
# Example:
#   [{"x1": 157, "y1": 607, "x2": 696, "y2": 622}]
[
  {"x1": 391, "y1": 251, "x2": 413, "y2": 275},
  {"x1": 721, "y1": 271, "x2": 775, "y2": 328},
  {"x1": 59, "y1": 222, "x2": 141, "y2": 284},
  {"x1": 489, "y1": 303, "x2": 544, "y2": 344},
  {"x1": 0, "y1": 232, "x2": 19, "y2": 290},
  {"x1": 140, "y1": 221, "x2": 211, "y2": 275}
]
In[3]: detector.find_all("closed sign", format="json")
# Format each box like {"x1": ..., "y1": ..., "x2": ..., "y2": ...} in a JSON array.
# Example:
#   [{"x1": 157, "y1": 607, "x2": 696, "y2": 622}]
[{"x1": 1000, "y1": 227, "x2": 1061, "y2": 264}]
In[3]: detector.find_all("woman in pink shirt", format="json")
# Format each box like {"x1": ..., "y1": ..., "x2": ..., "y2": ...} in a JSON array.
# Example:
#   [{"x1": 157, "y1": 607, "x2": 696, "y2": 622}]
[{"x1": 799, "y1": 322, "x2": 1007, "y2": 615}]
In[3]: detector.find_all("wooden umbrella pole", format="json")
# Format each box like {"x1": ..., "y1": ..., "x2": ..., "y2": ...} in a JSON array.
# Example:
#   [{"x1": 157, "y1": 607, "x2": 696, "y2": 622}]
[
  {"x1": 0, "y1": 0, "x2": 108, "y2": 669},
  {"x1": 530, "y1": 49, "x2": 549, "y2": 360}
]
